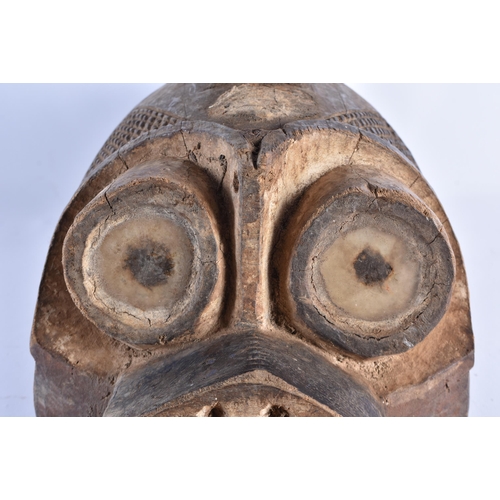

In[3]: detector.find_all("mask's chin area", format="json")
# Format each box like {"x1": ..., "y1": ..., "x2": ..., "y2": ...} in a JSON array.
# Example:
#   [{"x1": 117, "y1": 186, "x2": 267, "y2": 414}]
[{"x1": 103, "y1": 331, "x2": 384, "y2": 417}]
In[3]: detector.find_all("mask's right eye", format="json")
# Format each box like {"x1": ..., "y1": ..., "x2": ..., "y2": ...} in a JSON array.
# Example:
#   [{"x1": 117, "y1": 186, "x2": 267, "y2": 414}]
[
  {"x1": 63, "y1": 160, "x2": 224, "y2": 346},
  {"x1": 274, "y1": 167, "x2": 455, "y2": 357}
]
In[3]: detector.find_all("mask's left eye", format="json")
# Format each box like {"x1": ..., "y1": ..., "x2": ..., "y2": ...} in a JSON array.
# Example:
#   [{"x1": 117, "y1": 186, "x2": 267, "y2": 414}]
[{"x1": 63, "y1": 160, "x2": 223, "y2": 346}]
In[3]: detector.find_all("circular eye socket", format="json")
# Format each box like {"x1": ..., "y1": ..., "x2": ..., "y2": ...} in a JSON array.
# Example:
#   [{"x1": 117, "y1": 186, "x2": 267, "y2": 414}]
[
  {"x1": 63, "y1": 162, "x2": 221, "y2": 346},
  {"x1": 315, "y1": 215, "x2": 425, "y2": 324},
  {"x1": 285, "y1": 172, "x2": 455, "y2": 357},
  {"x1": 83, "y1": 209, "x2": 195, "y2": 325},
  {"x1": 91, "y1": 215, "x2": 193, "y2": 312}
]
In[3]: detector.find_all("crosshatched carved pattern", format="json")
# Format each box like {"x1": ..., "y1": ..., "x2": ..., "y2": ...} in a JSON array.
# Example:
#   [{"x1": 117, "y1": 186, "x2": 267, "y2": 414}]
[
  {"x1": 90, "y1": 108, "x2": 179, "y2": 170},
  {"x1": 327, "y1": 110, "x2": 415, "y2": 164},
  {"x1": 90, "y1": 107, "x2": 415, "y2": 173}
]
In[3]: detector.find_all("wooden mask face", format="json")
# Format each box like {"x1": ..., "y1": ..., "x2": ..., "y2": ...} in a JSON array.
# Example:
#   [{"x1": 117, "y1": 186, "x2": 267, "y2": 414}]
[{"x1": 31, "y1": 84, "x2": 474, "y2": 416}]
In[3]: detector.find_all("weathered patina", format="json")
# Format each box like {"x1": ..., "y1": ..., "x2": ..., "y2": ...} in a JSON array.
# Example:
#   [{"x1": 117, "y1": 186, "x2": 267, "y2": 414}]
[{"x1": 31, "y1": 84, "x2": 474, "y2": 416}]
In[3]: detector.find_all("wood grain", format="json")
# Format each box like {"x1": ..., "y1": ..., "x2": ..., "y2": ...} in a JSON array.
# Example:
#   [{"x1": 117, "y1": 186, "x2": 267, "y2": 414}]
[{"x1": 31, "y1": 84, "x2": 473, "y2": 416}]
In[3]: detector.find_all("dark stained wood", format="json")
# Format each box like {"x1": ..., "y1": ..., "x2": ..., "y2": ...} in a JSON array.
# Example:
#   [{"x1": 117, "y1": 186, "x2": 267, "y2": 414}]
[
  {"x1": 31, "y1": 342, "x2": 115, "y2": 417},
  {"x1": 104, "y1": 332, "x2": 383, "y2": 417},
  {"x1": 385, "y1": 352, "x2": 473, "y2": 417},
  {"x1": 31, "y1": 84, "x2": 474, "y2": 417}
]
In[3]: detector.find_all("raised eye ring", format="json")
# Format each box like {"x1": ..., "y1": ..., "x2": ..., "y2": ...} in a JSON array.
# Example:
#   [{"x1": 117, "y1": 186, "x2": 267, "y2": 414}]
[
  {"x1": 275, "y1": 167, "x2": 455, "y2": 357},
  {"x1": 63, "y1": 160, "x2": 223, "y2": 346}
]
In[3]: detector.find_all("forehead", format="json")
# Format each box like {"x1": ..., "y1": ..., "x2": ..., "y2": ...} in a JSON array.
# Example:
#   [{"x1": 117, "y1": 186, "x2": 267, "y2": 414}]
[{"x1": 88, "y1": 83, "x2": 416, "y2": 174}]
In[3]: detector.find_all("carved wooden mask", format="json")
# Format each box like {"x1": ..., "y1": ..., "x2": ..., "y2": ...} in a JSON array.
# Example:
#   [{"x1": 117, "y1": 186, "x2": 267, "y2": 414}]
[{"x1": 31, "y1": 84, "x2": 474, "y2": 416}]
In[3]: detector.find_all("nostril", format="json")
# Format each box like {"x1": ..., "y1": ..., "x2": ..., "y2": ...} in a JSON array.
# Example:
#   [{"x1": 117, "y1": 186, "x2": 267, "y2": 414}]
[
  {"x1": 208, "y1": 403, "x2": 225, "y2": 417},
  {"x1": 262, "y1": 404, "x2": 290, "y2": 417}
]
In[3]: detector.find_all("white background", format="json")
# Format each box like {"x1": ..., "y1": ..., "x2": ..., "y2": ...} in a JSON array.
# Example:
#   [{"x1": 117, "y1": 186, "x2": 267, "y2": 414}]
[{"x1": 0, "y1": 83, "x2": 498, "y2": 417}]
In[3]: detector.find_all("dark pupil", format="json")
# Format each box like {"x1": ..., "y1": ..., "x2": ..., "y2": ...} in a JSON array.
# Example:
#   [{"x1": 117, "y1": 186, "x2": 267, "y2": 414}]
[
  {"x1": 354, "y1": 248, "x2": 392, "y2": 285},
  {"x1": 124, "y1": 240, "x2": 174, "y2": 288}
]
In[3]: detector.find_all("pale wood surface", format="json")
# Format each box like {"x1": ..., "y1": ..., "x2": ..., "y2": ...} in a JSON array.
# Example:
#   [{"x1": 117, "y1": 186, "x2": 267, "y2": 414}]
[{"x1": 31, "y1": 84, "x2": 473, "y2": 416}]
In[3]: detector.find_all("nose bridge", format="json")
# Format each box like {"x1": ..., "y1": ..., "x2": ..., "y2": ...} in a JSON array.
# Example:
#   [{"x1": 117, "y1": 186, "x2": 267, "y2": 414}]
[
  {"x1": 227, "y1": 126, "x2": 362, "y2": 331},
  {"x1": 228, "y1": 134, "x2": 267, "y2": 328}
]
